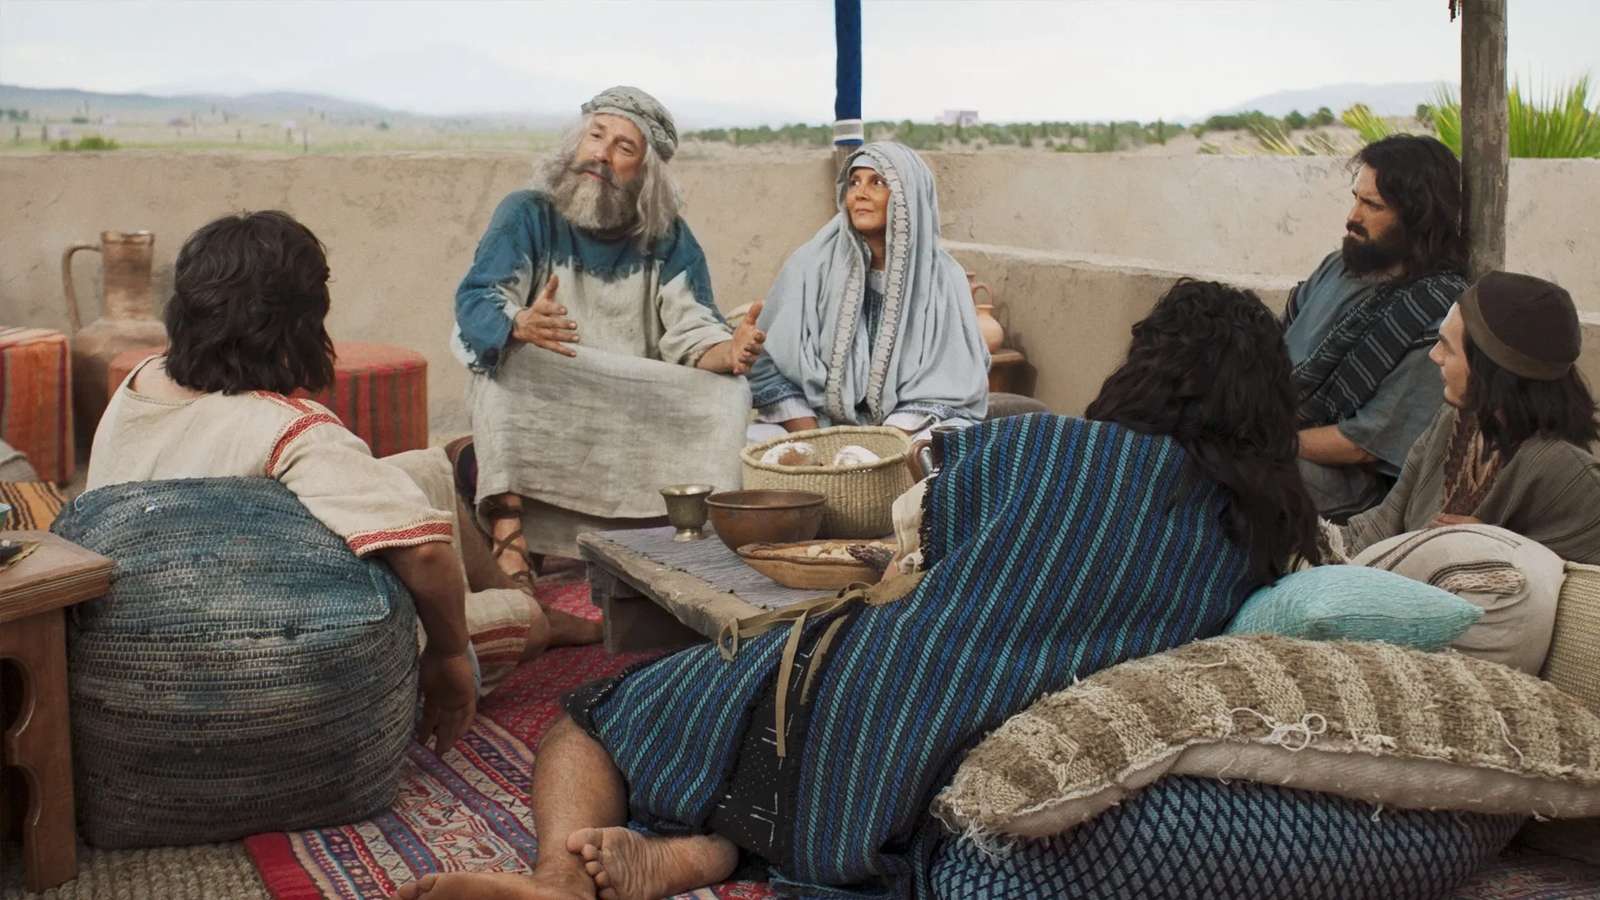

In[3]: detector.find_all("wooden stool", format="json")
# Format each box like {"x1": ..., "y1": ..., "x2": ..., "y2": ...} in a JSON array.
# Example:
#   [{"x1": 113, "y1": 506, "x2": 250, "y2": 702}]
[
  {"x1": 107, "y1": 341, "x2": 430, "y2": 458},
  {"x1": 987, "y1": 348, "x2": 1035, "y2": 396},
  {"x1": 0, "y1": 531, "x2": 114, "y2": 892}
]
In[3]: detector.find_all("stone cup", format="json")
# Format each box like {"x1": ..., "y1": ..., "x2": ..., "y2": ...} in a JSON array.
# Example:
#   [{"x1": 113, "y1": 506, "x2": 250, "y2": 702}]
[{"x1": 660, "y1": 484, "x2": 715, "y2": 541}]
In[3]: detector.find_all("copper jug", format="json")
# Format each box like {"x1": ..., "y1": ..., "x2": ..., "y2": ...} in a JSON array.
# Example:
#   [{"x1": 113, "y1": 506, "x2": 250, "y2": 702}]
[{"x1": 62, "y1": 231, "x2": 168, "y2": 449}]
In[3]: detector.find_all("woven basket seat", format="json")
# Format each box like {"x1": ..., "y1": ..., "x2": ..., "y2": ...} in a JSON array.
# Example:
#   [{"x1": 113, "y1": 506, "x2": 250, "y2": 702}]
[{"x1": 51, "y1": 477, "x2": 418, "y2": 849}]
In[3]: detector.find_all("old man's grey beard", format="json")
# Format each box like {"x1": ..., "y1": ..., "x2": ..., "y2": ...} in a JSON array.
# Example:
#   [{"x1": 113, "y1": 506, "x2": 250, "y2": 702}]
[{"x1": 547, "y1": 160, "x2": 642, "y2": 234}]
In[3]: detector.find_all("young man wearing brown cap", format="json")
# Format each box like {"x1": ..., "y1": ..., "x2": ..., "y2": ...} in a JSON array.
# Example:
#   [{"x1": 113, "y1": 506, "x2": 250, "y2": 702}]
[{"x1": 1336, "y1": 271, "x2": 1600, "y2": 564}]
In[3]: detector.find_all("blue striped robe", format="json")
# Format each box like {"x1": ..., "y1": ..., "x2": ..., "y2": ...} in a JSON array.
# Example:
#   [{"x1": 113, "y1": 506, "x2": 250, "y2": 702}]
[{"x1": 585, "y1": 415, "x2": 1258, "y2": 897}]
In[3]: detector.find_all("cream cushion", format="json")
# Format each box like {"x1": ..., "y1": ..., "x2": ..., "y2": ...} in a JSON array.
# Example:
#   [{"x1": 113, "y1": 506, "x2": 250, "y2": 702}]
[
  {"x1": 935, "y1": 634, "x2": 1600, "y2": 840},
  {"x1": 1352, "y1": 525, "x2": 1563, "y2": 675}
]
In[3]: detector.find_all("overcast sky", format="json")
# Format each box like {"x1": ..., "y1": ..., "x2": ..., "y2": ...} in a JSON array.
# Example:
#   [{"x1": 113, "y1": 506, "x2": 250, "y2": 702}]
[{"x1": 2, "y1": 0, "x2": 1596, "y2": 124}]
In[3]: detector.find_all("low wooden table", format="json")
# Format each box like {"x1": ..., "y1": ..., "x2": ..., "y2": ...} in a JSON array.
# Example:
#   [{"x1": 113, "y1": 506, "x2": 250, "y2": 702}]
[
  {"x1": 578, "y1": 527, "x2": 831, "y2": 653},
  {"x1": 0, "y1": 531, "x2": 114, "y2": 892}
]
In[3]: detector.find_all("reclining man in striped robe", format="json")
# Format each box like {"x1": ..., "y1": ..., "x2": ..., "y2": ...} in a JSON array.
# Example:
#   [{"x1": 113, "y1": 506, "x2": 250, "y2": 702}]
[
  {"x1": 395, "y1": 280, "x2": 1323, "y2": 900},
  {"x1": 1287, "y1": 135, "x2": 1469, "y2": 522}
]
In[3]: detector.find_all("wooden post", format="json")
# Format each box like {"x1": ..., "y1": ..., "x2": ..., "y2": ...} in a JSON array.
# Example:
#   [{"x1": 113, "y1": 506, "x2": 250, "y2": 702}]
[{"x1": 1459, "y1": 0, "x2": 1509, "y2": 279}]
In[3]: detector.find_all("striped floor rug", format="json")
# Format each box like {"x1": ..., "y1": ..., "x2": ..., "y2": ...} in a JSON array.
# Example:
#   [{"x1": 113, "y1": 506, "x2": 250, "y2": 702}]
[{"x1": 243, "y1": 577, "x2": 775, "y2": 900}]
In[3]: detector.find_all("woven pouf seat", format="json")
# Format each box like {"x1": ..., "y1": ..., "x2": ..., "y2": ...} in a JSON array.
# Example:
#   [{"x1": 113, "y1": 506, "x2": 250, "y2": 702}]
[
  {"x1": 0, "y1": 327, "x2": 73, "y2": 483},
  {"x1": 107, "y1": 341, "x2": 429, "y2": 458},
  {"x1": 50, "y1": 477, "x2": 418, "y2": 849}
]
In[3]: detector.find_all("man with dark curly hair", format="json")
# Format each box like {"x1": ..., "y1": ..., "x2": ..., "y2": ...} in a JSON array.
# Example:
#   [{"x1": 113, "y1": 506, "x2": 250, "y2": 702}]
[
  {"x1": 86, "y1": 210, "x2": 539, "y2": 754},
  {"x1": 1286, "y1": 134, "x2": 1469, "y2": 521},
  {"x1": 394, "y1": 280, "x2": 1321, "y2": 900}
]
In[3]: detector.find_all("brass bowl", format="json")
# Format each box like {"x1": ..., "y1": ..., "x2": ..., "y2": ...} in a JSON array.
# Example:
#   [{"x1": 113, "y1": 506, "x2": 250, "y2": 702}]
[{"x1": 705, "y1": 489, "x2": 826, "y2": 553}]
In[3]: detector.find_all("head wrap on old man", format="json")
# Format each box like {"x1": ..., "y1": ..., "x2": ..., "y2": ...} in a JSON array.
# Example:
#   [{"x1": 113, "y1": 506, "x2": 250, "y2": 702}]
[
  {"x1": 1459, "y1": 271, "x2": 1580, "y2": 381},
  {"x1": 581, "y1": 85, "x2": 679, "y2": 162}
]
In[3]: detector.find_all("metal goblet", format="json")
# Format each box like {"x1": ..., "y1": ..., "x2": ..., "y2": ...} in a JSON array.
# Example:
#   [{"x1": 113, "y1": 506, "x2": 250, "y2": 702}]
[{"x1": 660, "y1": 484, "x2": 715, "y2": 541}]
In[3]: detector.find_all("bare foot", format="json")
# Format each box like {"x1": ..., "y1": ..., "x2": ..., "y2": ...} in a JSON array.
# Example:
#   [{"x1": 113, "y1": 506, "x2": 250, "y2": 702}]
[
  {"x1": 544, "y1": 606, "x2": 604, "y2": 647},
  {"x1": 391, "y1": 868, "x2": 593, "y2": 900},
  {"x1": 565, "y1": 827, "x2": 737, "y2": 900}
]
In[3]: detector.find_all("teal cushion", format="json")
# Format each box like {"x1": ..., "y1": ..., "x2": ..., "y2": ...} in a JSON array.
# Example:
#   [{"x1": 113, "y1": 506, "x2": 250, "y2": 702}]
[{"x1": 1226, "y1": 565, "x2": 1481, "y2": 649}]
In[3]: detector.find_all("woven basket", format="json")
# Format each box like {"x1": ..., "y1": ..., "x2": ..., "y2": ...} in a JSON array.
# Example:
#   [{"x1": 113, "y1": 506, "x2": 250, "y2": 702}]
[
  {"x1": 1518, "y1": 562, "x2": 1600, "y2": 864},
  {"x1": 51, "y1": 478, "x2": 418, "y2": 849},
  {"x1": 742, "y1": 426, "x2": 913, "y2": 538}
]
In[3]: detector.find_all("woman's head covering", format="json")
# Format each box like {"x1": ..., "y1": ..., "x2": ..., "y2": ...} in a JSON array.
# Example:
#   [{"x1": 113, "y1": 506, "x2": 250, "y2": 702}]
[{"x1": 756, "y1": 142, "x2": 990, "y2": 425}]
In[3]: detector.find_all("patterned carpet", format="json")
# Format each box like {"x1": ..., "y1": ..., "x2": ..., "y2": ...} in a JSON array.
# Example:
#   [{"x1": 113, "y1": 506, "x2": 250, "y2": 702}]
[
  {"x1": 5, "y1": 578, "x2": 1595, "y2": 899},
  {"x1": 242, "y1": 576, "x2": 776, "y2": 900}
]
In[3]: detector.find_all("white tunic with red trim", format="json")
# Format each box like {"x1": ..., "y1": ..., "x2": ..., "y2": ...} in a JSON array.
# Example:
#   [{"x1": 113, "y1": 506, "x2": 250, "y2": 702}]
[{"x1": 87, "y1": 357, "x2": 452, "y2": 557}]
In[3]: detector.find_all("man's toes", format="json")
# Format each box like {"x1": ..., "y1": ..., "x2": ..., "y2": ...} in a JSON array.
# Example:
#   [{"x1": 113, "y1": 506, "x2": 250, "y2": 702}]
[
  {"x1": 585, "y1": 859, "x2": 602, "y2": 877},
  {"x1": 594, "y1": 869, "x2": 612, "y2": 889},
  {"x1": 566, "y1": 827, "x2": 600, "y2": 855},
  {"x1": 582, "y1": 842, "x2": 600, "y2": 863}
]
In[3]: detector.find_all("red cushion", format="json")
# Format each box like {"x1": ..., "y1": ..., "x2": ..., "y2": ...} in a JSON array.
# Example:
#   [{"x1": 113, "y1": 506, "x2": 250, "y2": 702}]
[
  {"x1": 108, "y1": 342, "x2": 428, "y2": 459},
  {"x1": 0, "y1": 327, "x2": 74, "y2": 483}
]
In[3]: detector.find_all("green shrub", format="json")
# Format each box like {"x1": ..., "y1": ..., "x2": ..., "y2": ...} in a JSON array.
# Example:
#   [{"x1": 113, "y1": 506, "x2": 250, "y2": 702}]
[
  {"x1": 1431, "y1": 77, "x2": 1598, "y2": 159},
  {"x1": 51, "y1": 135, "x2": 119, "y2": 152},
  {"x1": 1341, "y1": 104, "x2": 1396, "y2": 144}
]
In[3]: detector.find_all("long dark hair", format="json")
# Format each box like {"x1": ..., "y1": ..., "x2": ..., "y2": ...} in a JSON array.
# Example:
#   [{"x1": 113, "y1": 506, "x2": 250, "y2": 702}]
[
  {"x1": 1352, "y1": 135, "x2": 1467, "y2": 279},
  {"x1": 164, "y1": 210, "x2": 336, "y2": 395},
  {"x1": 1463, "y1": 340, "x2": 1600, "y2": 458},
  {"x1": 1086, "y1": 279, "x2": 1321, "y2": 584}
]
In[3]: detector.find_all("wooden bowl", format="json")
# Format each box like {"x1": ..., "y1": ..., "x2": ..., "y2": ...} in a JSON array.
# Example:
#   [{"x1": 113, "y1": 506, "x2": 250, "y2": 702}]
[
  {"x1": 737, "y1": 540, "x2": 895, "y2": 589},
  {"x1": 706, "y1": 490, "x2": 826, "y2": 552}
]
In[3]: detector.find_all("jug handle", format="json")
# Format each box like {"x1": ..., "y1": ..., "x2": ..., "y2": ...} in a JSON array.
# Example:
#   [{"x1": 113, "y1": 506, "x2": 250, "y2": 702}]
[
  {"x1": 907, "y1": 438, "x2": 937, "y2": 482},
  {"x1": 62, "y1": 242, "x2": 100, "y2": 334},
  {"x1": 970, "y1": 282, "x2": 994, "y2": 305}
]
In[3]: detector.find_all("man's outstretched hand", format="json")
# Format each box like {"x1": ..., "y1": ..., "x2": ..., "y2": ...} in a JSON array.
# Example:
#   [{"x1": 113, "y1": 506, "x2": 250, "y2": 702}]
[
  {"x1": 696, "y1": 301, "x2": 767, "y2": 374},
  {"x1": 512, "y1": 275, "x2": 579, "y2": 358},
  {"x1": 728, "y1": 302, "x2": 766, "y2": 375}
]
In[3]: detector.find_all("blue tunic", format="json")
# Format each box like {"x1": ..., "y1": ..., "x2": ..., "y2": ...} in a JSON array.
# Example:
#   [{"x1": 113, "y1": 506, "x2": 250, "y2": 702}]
[
  {"x1": 452, "y1": 191, "x2": 726, "y2": 373},
  {"x1": 582, "y1": 414, "x2": 1259, "y2": 898}
]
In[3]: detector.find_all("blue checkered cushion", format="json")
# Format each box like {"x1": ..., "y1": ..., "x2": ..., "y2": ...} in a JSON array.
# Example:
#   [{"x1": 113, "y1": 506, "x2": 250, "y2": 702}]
[{"x1": 928, "y1": 776, "x2": 1521, "y2": 899}]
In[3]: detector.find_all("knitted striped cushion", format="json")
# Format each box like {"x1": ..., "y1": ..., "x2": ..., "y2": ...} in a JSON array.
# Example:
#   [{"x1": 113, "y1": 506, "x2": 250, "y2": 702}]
[
  {"x1": 51, "y1": 477, "x2": 418, "y2": 849},
  {"x1": 928, "y1": 776, "x2": 1520, "y2": 900},
  {"x1": 936, "y1": 634, "x2": 1600, "y2": 839}
]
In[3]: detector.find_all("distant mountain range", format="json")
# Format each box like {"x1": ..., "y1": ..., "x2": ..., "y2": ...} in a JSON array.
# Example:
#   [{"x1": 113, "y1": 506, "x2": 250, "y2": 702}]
[
  {"x1": 1209, "y1": 81, "x2": 1457, "y2": 119},
  {"x1": 3, "y1": 80, "x2": 1460, "y2": 130},
  {"x1": 0, "y1": 83, "x2": 424, "y2": 124}
]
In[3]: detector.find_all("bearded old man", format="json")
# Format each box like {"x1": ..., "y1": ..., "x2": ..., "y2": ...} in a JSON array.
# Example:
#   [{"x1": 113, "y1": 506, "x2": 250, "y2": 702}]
[
  {"x1": 1286, "y1": 134, "x2": 1469, "y2": 521},
  {"x1": 450, "y1": 86, "x2": 763, "y2": 604}
]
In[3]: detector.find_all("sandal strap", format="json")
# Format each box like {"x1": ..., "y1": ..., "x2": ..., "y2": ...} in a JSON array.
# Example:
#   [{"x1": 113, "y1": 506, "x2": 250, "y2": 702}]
[
  {"x1": 507, "y1": 568, "x2": 537, "y2": 595},
  {"x1": 490, "y1": 532, "x2": 529, "y2": 561}
]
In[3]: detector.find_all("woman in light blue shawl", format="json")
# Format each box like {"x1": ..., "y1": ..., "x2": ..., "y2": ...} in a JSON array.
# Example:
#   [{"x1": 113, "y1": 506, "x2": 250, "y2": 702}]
[{"x1": 748, "y1": 142, "x2": 989, "y2": 436}]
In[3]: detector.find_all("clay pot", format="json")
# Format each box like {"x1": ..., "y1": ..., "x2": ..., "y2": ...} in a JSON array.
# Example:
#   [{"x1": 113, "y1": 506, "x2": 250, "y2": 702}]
[
  {"x1": 965, "y1": 270, "x2": 1005, "y2": 353},
  {"x1": 975, "y1": 304, "x2": 1005, "y2": 353},
  {"x1": 62, "y1": 231, "x2": 168, "y2": 449}
]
